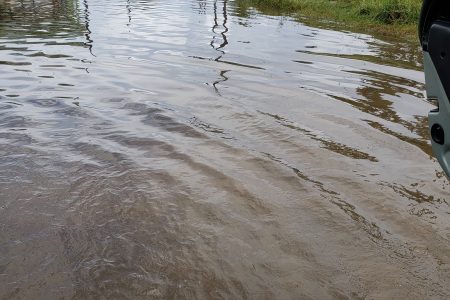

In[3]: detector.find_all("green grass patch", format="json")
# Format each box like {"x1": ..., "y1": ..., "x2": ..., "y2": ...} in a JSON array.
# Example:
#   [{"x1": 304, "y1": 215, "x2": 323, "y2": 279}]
[{"x1": 234, "y1": 0, "x2": 423, "y2": 42}]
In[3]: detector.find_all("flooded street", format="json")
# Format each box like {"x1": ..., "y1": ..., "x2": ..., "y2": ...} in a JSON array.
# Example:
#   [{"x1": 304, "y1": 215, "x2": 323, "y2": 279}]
[{"x1": 1, "y1": 0, "x2": 450, "y2": 298}]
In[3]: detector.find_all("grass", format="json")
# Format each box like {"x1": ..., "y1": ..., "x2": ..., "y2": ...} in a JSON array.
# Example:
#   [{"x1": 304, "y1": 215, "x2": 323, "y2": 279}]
[{"x1": 234, "y1": 0, "x2": 423, "y2": 42}]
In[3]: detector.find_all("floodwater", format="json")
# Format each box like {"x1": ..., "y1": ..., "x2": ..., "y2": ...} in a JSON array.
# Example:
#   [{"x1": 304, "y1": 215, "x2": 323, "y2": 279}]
[{"x1": 0, "y1": 0, "x2": 449, "y2": 299}]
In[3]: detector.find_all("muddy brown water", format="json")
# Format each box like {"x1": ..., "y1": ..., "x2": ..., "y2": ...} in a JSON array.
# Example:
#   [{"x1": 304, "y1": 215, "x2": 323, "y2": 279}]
[{"x1": 0, "y1": 0, "x2": 449, "y2": 299}]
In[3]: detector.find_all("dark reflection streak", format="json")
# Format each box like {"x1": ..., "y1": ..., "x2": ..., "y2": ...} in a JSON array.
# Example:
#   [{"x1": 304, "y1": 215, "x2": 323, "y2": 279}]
[
  {"x1": 216, "y1": 0, "x2": 228, "y2": 52},
  {"x1": 196, "y1": 0, "x2": 207, "y2": 14},
  {"x1": 83, "y1": 0, "x2": 95, "y2": 57},
  {"x1": 51, "y1": 0, "x2": 57, "y2": 19},
  {"x1": 126, "y1": 0, "x2": 132, "y2": 27},
  {"x1": 210, "y1": 0, "x2": 229, "y2": 95},
  {"x1": 5, "y1": 3, "x2": 13, "y2": 20},
  {"x1": 30, "y1": 0, "x2": 36, "y2": 15},
  {"x1": 213, "y1": 70, "x2": 229, "y2": 96},
  {"x1": 210, "y1": 0, "x2": 219, "y2": 53},
  {"x1": 277, "y1": 17, "x2": 284, "y2": 31},
  {"x1": 210, "y1": 0, "x2": 229, "y2": 61}
]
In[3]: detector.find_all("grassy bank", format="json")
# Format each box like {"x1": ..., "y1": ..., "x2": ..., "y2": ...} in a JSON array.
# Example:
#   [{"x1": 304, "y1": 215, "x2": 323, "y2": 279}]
[{"x1": 235, "y1": 0, "x2": 422, "y2": 42}]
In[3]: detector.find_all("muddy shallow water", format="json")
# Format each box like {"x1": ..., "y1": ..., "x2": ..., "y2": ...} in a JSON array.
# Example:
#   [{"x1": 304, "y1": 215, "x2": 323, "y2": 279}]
[{"x1": 0, "y1": 0, "x2": 450, "y2": 299}]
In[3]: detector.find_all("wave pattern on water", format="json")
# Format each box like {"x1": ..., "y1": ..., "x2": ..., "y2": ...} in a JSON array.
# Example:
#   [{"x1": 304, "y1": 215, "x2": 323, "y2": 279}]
[{"x1": 1, "y1": 0, "x2": 450, "y2": 299}]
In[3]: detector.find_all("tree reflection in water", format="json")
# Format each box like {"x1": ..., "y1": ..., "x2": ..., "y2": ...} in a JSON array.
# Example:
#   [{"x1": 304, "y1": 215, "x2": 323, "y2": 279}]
[{"x1": 210, "y1": 0, "x2": 230, "y2": 95}]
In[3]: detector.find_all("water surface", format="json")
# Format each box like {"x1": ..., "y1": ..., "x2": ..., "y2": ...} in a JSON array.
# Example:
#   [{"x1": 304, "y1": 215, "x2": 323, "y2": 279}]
[{"x1": 1, "y1": 0, "x2": 450, "y2": 299}]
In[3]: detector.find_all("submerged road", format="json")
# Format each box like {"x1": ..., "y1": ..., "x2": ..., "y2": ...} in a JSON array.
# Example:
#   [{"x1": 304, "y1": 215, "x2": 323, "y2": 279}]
[{"x1": 0, "y1": 0, "x2": 449, "y2": 299}]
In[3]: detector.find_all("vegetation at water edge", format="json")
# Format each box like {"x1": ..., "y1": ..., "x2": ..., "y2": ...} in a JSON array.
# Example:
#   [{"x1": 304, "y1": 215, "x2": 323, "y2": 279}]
[{"x1": 236, "y1": 0, "x2": 423, "y2": 41}]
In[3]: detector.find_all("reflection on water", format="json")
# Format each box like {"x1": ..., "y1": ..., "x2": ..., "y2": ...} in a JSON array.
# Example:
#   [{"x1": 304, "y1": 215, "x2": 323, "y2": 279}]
[
  {"x1": 210, "y1": 0, "x2": 229, "y2": 94},
  {"x1": 82, "y1": 0, "x2": 94, "y2": 56},
  {"x1": 1, "y1": 0, "x2": 450, "y2": 299}
]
